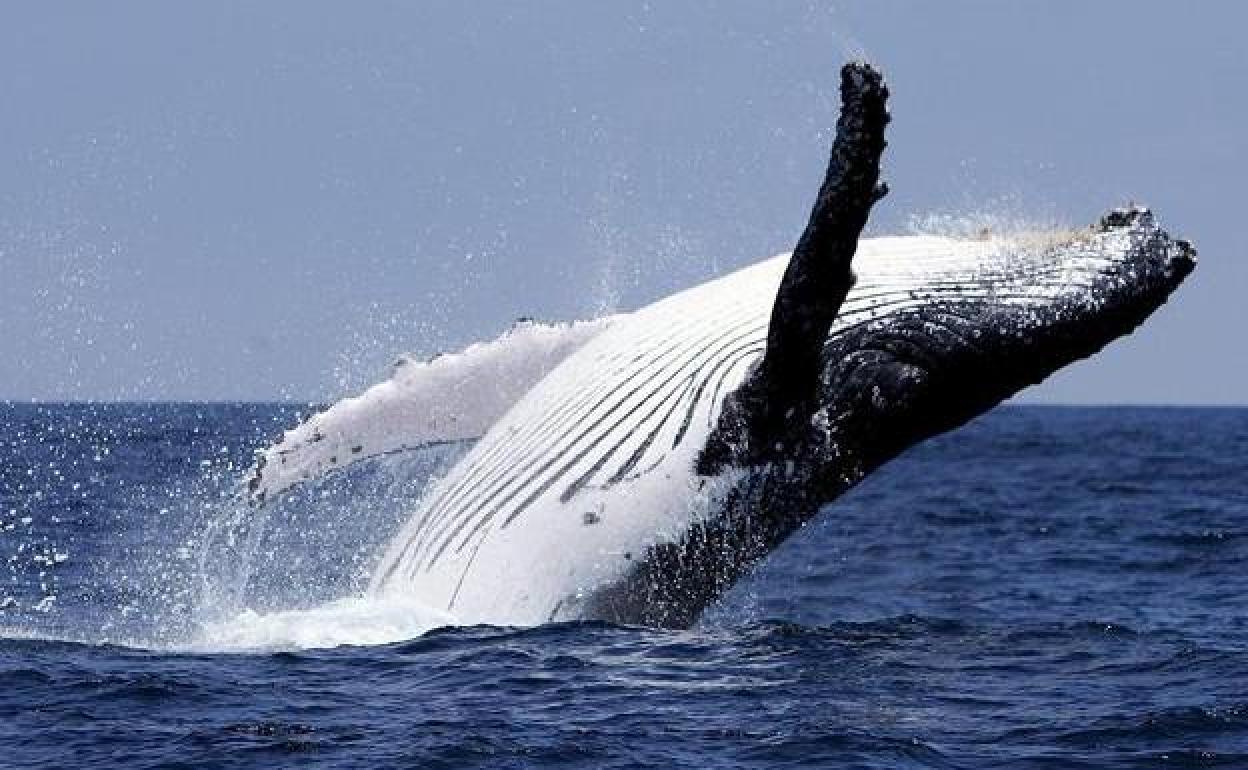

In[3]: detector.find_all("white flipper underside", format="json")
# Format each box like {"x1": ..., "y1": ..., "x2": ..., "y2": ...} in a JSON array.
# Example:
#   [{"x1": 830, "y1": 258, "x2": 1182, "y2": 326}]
[{"x1": 245, "y1": 317, "x2": 619, "y2": 503}]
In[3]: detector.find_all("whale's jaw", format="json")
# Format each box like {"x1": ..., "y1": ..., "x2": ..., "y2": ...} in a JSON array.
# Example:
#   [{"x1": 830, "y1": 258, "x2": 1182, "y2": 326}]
[{"x1": 580, "y1": 208, "x2": 1195, "y2": 628}]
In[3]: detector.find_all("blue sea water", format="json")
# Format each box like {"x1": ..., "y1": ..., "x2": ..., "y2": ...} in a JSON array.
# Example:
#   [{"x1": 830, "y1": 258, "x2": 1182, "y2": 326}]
[{"x1": 1, "y1": 403, "x2": 1245, "y2": 768}]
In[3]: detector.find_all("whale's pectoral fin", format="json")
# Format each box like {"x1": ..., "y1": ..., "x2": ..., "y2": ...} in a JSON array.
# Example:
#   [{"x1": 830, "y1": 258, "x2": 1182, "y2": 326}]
[
  {"x1": 244, "y1": 316, "x2": 618, "y2": 505},
  {"x1": 699, "y1": 62, "x2": 890, "y2": 473}
]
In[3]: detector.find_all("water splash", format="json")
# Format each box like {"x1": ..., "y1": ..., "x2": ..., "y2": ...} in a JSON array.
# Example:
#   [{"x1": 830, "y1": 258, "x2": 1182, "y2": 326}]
[
  {"x1": 190, "y1": 595, "x2": 456, "y2": 652},
  {"x1": 0, "y1": 403, "x2": 468, "y2": 652},
  {"x1": 187, "y1": 443, "x2": 469, "y2": 651},
  {"x1": 906, "y1": 198, "x2": 1068, "y2": 241}
]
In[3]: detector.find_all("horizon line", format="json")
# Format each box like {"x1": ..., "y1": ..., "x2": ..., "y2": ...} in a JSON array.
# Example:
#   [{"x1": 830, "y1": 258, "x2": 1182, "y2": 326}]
[{"x1": 2, "y1": 399, "x2": 1245, "y2": 409}]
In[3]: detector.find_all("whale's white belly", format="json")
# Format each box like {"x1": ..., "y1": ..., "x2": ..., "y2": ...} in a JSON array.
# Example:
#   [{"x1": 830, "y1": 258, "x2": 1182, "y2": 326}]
[{"x1": 370, "y1": 252, "x2": 783, "y2": 624}]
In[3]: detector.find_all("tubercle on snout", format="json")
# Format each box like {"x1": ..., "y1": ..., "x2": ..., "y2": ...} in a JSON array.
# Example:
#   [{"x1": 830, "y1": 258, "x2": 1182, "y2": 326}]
[
  {"x1": 1099, "y1": 204, "x2": 1156, "y2": 231},
  {"x1": 1096, "y1": 204, "x2": 1197, "y2": 282}
]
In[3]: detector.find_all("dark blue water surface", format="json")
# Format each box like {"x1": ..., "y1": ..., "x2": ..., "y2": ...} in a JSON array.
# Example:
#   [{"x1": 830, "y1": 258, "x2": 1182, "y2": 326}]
[{"x1": 1, "y1": 403, "x2": 1246, "y2": 768}]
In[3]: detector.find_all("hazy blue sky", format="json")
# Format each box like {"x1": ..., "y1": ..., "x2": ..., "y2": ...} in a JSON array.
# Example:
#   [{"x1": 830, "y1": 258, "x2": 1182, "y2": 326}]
[{"x1": 1, "y1": 2, "x2": 1243, "y2": 402}]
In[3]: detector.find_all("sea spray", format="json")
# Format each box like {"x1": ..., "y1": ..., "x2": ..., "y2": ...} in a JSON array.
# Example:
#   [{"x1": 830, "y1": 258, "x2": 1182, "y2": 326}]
[
  {"x1": 0, "y1": 402, "x2": 466, "y2": 651},
  {"x1": 189, "y1": 443, "x2": 467, "y2": 649}
]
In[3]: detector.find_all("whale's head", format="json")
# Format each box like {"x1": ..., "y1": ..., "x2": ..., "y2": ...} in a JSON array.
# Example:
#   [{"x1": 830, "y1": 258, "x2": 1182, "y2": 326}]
[{"x1": 815, "y1": 205, "x2": 1195, "y2": 478}]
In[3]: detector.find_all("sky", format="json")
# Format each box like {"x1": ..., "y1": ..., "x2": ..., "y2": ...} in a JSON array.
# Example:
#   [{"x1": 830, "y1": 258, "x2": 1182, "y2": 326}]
[{"x1": 0, "y1": 2, "x2": 1243, "y2": 403}]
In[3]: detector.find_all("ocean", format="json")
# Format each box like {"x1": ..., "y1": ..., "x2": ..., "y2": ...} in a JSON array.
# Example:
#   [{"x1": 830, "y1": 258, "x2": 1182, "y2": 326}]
[{"x1": 1, "y1": 403, "x2": 1245, "y2": 768}]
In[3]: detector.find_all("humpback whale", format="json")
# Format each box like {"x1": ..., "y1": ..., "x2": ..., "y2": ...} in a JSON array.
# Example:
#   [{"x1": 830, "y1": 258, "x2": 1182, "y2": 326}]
[{"x1": 245, "y1": 63, "x2": 1194, "y2": 628}]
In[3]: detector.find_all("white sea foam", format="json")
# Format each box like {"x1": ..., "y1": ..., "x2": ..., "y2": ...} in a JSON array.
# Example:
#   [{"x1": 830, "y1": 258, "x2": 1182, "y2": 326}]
[
  {"x1": 190, "y1": 595, "x2": 457, "y2": 653},
  {"x1": 4, "y1": 594, "x2": 457, "y2": 653}
]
